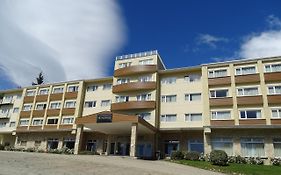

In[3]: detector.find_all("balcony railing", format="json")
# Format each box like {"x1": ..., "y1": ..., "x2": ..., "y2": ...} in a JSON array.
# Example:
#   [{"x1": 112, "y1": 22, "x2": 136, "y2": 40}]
[
  {"x1": 114, "y1": 65, "x2": 157, "y2": 77},
  {"x1": 112, "y1": 82, "x2": 156, "y2": 93},
  {"x1": 111, "y1": 101, "x2": 156, "y2": 111}
]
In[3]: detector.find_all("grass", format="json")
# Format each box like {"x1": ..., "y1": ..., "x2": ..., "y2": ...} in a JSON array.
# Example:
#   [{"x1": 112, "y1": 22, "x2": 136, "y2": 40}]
[{"x1": 172, "y1": 160, "x2": 281, "y2": 175}]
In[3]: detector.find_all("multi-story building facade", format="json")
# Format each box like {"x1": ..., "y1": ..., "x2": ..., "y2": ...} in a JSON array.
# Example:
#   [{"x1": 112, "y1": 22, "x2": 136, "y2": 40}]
[{"x1": 1, "y1": 50, "x2": 281, "y2": 161}]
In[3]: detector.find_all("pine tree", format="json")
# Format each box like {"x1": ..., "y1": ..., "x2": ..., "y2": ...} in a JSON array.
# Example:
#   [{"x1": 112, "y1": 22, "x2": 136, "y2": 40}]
[{"x1": 32, "y1": 72, "x2": 44, "y2": 85}]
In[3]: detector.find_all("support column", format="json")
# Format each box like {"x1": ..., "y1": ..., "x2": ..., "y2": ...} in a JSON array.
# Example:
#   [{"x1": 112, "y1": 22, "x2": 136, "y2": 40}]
[
  {"x1": 203, "y1": 128, "x2": 212, "y2": 155},
  {"x1": 130, "y1": 123, "x2": 138, "y2": 157},
  {"x1": 74, "y1": 125, "x2": 84, "y2": 155},
  {"x1": 105, "y1": 135, "x2": 111, "y2": 155}
]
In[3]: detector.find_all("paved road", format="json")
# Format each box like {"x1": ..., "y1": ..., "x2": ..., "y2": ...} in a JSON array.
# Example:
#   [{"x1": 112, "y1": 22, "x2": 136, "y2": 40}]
[{"x1": 0, "y1": 151, "x2": 223, "y2": 175}]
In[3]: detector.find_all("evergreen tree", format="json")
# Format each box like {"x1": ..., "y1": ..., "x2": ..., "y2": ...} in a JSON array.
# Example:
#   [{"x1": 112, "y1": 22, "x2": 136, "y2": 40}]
[{"x1": 32, "y1": 72, "x2": 44, "y2": 85}]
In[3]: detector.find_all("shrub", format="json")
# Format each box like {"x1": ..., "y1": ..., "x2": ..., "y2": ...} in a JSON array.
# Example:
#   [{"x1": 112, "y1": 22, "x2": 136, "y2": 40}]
[
  {"x1": 170, "y1": 151, "x2": 184, "y2": 160},
  {"x1": 246, "y1": 157, "x2": 264, "y2": 165},
  {"x1": 228, "y1": 156, "x2": 236, "y2": 163},
  {"x1": 79, "y1": 151, "x2": 99, "y2": 155},
  {"x1": 210, "y1": 150, "x2": 228, "y2": 166},
  {"x1": 199, "y1": 153, "x2": 205, "y2": 161},
  {"x1": 26, "y1": 147, "x2": 35, "y2": 152},
  {"x1": 184, "y1": 151, "x2": 200, "y2": 161},
  {"x1": 36, "y1": 149, "x2": 46, "y2": 153},
  {"x1": 4, "y1": 146, "x2": 14, "y2": 151},
  {"x1": 47, "y1": 149, "x2": 63, "y2": 154},
  {"x1": 0, "y1": 144, "x2": 5, "y2": 150},
  {"x1": 271, "y1": 158, "x2": 281, "y2": 166},
  {"x1": 235, "y1": 155, "x2": 247, "y2": 164}
]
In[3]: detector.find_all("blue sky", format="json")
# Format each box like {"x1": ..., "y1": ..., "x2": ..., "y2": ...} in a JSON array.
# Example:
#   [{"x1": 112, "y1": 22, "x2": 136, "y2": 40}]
[{"x1": 1, "y1": 0, "x2": 281, "y2": 90}]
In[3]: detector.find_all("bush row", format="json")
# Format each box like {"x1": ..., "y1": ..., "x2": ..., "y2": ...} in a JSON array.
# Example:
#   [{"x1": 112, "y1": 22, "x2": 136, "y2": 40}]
[
  {"x1": 0, "y1": 145, "x2": 74, "y2": 154},
  {"x1": 170, "y1": 150, "x2": 269, "y2": 166}
]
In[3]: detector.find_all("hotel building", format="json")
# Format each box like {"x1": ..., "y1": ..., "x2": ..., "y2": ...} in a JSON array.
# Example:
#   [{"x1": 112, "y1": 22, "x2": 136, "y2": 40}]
[{"x1": 0, "y1": 50, "x2": 281, "y2": 160}]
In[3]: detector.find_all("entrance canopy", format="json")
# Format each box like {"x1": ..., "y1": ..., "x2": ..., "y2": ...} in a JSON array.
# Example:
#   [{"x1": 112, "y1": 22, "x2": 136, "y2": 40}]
[{"x1": 75, "y1": 111, "x2": 157, "y2": 135}]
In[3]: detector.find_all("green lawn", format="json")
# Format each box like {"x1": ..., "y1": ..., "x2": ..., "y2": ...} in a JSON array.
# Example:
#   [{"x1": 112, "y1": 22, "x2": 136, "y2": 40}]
[{"x1": 172, "y1": 160, "x2": 281, "y2": 175}]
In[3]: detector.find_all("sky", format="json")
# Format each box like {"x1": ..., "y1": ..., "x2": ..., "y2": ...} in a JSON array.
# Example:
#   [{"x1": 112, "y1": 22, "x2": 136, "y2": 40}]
[{"x1": 1, "y1": 0, "x2": 281, "y2": 90}]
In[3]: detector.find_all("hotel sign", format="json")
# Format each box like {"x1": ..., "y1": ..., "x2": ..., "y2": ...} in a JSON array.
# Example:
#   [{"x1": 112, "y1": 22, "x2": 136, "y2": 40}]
[{"x1": 97, "y1": 114, "x2": 112, "y2": 123}]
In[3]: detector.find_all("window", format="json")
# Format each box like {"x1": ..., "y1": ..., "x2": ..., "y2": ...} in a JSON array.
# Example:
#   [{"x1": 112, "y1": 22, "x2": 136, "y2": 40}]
[
  {"x1": 119, "y1": 62, "x2": 131, "y2": 68},
  {"x1": 237, "y1": 87, "x2": 259, "y2": 96},
  {"x1": 101, "y1": 100, "x2": 111, "y2": 107},
  {"x1": 211, "y1": 138, "x2": 233, "y2": 156},
  {"x1": 23, "y1": 104, "x2": 32, "y2": 111},
  {"x1": 19, "y1": 119, "x2": 29, "y2": 126},
  {"x1": 16, "y1": 94, "x2": 22, "y2": 99},
  {"x1": 240, "y1": 110, "x2": 261, "y2": 119},
  {"x1": 62, "y1": 117, "x2": 74, "y2": 124},
  {"x1": 210, "y1": 89, "x2": 229, "y2": 98},
  {"x1": 38, "y1": 88, "x2": 49, "y2": 95},
  {"x1": 47, "y1": 117, "x2": 59, "y2": 125},
  {"x1": 164, "y1": 140, "x2": 179, "y2": 155},
  {"x1": 67, "y1": 85, "x2": 79, "y2": 92},
  {"x1": 185, "y1": 113, "x2": 202, "y2": 121},
  {"x1": 208, "y1": 69, "x2": 227, "y2": 78},
  {"x1": 47, "y1": 138, "x2": 59, "y2": 149},
  {"x1": 185, "y1": 93, "x2": 201, "y2": 101},
  {"x1": 9, "y1": 122, "x2": 16, "y2": 127},
  {"x1": 0, "y1": 122, "x2": 7, "y2": 128},
  {"x1": 35, "y1": 103, "x2": 47, "y2": 110},
  {"x1": 64, "y1": 101, "x2": 76, "y2": 108},
  {"x1": 84, "y1": 101, "x2": 96, "y2": 108},
  {"x1": 115, "y1": 96, "x2": 129, "y2": 103},
  {"x1": 32, "y1": 118, "x2": 43, "y2": 126},
  {"x1": 211, "y1": 111, "x2": 231, "y2": 120},
  {"x1": 272, "y1": 109, "x2": 281, "y2": 118},
  {"x1": 241, "y1": 138, "x2": 264, "y2": 157},
  {"x1": 87, "y1": 85, "x2": 98, "y2": 92},
  {"x1": 268, "y1": 85, "x2": 281, "y2": 95},
  {"x1": 52, "y1": 87, "x2": 64, "y2": 94},
  {"x1": 117, "y1": 78, "x2": 130, "y2": 84},
  {"x1": 139, "y1": 75, "x2": 152, "y2": 82},
  {"x1": 137, "y1": 94, "x2": 151, "y2": 101},
  {"x1": 137, "y1": 113, "x2": 151, "y2": 120},
  {"x1": 161, "y1": 114, "x2": 177, "y2": 122},
  {"x1": 161, "y1": 95, "x2": 177, "y2": 102},
  {"x1": 273, "y1": 138, "x2": 281, "y2": 157},
  {"x1": 103, "y1": 84, "x2": 112, "y2": 90},
  {"x1": 13, "y1": 107, "x2": 19, "y2": 113},
  {"x1": 3, "y1": 95, "x2": 13, "y2": 103},
  {"x1": 265, "y1": 64, "x2": 281, "y2": 73},
  {"x1": 49, "y1": 102, "x2": 61, "y2": 109},
  {"x1": 139, "y1": 59, "x2": 153, "y2": 65},
  {"x1": 236, "y1": 66, "x2": 256, "y2": 75},
  {"x1": 63, "y1": 138, "x2": 75, "y2": 149},
  {"x1": 161, "y1": 77, "x2": 176, "y2": 84},
  {"x1": 184, "y1": 74, "x2": 201, "y2": 82},
  {"x1": 188, "y1": 139, "x2": 204, "y2": 153},
  {"x1": 1, "y1": 108, "x2": 9, "y2": 115},
  {"x1": 26, "y1": 90, "x2": 36, "y2": 96}
]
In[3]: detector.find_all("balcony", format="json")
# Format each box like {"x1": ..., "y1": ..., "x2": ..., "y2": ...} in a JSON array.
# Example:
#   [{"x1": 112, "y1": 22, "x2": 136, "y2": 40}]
[
  {"x1": 0, "y1": 113, "x2": 10, "y2": 119},
  {"x1": 50, "y1": 93, "x2": 63, "y2": 101},
  {"x1": 59, "y1": 124, "x2": 73, "y2": 130},
  {"x1": 47, "y1": 109, "x2": 61, "y2": 116},
  {"x1": 267, "y1": 95, "x2": 281, "y2": 105},
  {"x1": 264, "y1": 72, "x2": 281, "y2": 83},
  {"x1": 32, "y1": 110, "x2": 45, "y2": 117},
  {"x1": 111, "y1": 101, "x2": 156, "y2": 111},
  {"x1": 210, "y1": 120, "x2": 235, "y2": 126},
  {"x1": 29, "y1": 126, "x2": 43, "y2": 131},
  {"x1": 239, "y1": 119, "x2": 266, "y2": 125},
  {"x1": 62, "y1": 108, "x2": 75, "y2": 115},
  {"x1": 64, "y1": 92, "x2": 78, "y2": 100},
  {"x1": 113, "y1": 82, "x2": 156, "y2": 93},
  {"x1": 208, "y1": 76, "x2": 231, "y2": 86},
  {"x1": 43, "y1": 125, "x2": 58, "y2": 130},
  {"x1": 271, "y1": 119, "x2": 281, "y2": 125},
  {"x1": 237, "y1": 95, "x2": 263, "y2": 106},
  {"x1": 209, "y1": 97, "x2": 233, "y2": 107},
  {"x1": 114, "y1": 65, "x2": 157, "y2": 77},
  {"x1": 35, "y1": 95, "x2": 48, "y2": 102},
  {"x1": 0, "y1": 99, "x2": 13, "y2": 105},
  {"x1": 235, "y1": 74, "x2": 260, "y2": 84},
  {"x1": 23, "y1": 96, "x2": 34, "y2": 103}
]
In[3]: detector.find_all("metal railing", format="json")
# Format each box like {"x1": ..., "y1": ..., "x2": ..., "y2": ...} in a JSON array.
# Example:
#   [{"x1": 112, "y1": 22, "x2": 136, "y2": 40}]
[{"x1": 116, "y1": 50, "x2": 158, "y2": 60}]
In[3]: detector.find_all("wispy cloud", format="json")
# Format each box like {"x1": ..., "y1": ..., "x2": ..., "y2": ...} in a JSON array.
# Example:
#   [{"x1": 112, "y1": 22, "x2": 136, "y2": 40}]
[
  {"x1": 0, "y1": 0, "x2": 126, "y2": 86},
  {"x1": 196, "y1": 34, "x2": 228, "y2": 48},
  {"x1": 266, "y1": 14, "x2": 281, "y2": 29}
]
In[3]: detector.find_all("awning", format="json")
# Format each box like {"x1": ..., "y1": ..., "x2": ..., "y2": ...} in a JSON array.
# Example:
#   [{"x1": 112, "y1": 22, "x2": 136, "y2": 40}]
[{"x1": 75, "y1": 111, "x2": 157, "y2": 135}]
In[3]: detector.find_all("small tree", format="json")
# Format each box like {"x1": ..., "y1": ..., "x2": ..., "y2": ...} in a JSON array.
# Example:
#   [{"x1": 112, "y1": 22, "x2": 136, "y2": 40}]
[{"x1": 32, "y1": 72, "x2": 44, "y2": 85}]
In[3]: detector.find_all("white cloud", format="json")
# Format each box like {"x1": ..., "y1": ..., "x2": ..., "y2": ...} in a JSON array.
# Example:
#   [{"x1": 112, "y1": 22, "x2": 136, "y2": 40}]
[
  {"x1": 239, "y1": 15, "x2": 281, "y2": 59},
  {"x1": 0, "y1": 0, "x2": 126, "y2": 86},
  {"x1": 197, "y1": 34, "x2": 228, "y2": 48}
]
